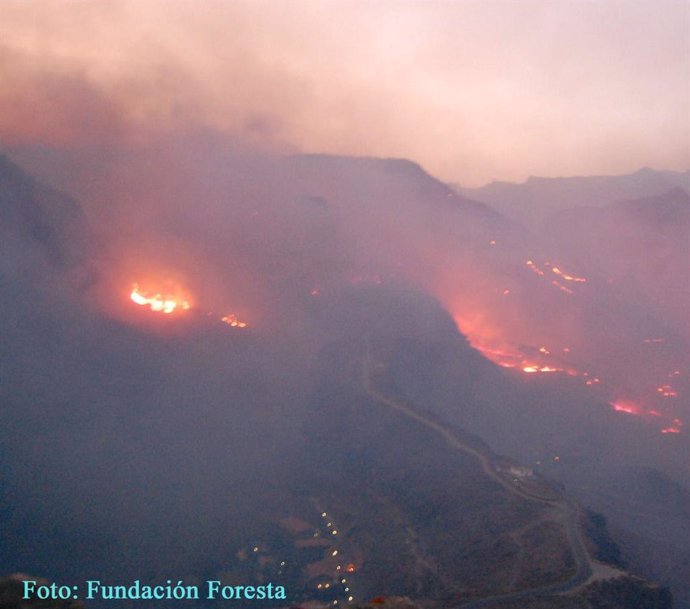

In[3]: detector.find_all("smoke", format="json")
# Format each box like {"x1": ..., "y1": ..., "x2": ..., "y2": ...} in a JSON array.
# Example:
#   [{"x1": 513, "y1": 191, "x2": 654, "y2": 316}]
[
  {"x1": 1, "y1": 0, "x2": 685, "y2": 344},
  {"x1": 1, "y1": 0, "x2": 688, "y2": 185}
]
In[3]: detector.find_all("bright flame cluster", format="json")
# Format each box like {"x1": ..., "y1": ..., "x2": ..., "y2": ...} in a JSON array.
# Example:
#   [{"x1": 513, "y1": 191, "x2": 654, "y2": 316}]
[
  {"x1": 522, "y1": 365, "x2": 562, "y2": 374},
  {"x1": 130, "y1": 284, "x2": 191, "y2": 314},
  {"x1": 473, "y1": 341, "x2": 579, "y2": 378},
  {"x1": 129, "y1": 282, "x2": 249, "y2": 330}
]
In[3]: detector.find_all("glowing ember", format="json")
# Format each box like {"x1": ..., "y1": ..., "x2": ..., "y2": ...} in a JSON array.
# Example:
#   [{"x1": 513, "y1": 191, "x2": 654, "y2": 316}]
[
  {"x1": 661, "y1": 417, "x2": 682, "y2": 432},
  {"x1": 463, "y1": 335, "x2": 580, "y2": 379},
  {"x1": 130, "y1": 284, "x2": 191, "y2": 314},
  {"x1": 525, "y1": 260, "x2": 545, "y2": 276},
  {"x1": 221, "y1": 314, "x2": 248, "y2": 328},
  {"x1": 550, "y1": 279, "x2": 574, "y2": 295},
  {"x1": 551, "y1": 266, "x2": 587, "y2": 283},
  {"x1": 657, "y1": 384, "x2": 678, "y2": 398},
  {"x1": 610, "y1": 401, "x2": 639, "y2": 415},
  {"x1": 526, "y1": 260, "x2": 581, "y2": 294}
]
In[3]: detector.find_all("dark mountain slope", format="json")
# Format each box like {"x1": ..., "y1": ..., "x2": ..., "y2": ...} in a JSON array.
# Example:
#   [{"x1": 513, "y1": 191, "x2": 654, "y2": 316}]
[{"x1": 0, "y1": 153, "x2": 91, "y2": 275}]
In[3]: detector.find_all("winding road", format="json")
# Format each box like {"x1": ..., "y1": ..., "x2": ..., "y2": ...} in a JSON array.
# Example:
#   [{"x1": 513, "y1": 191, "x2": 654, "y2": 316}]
[{"x1": 361, "y1": 340, "x2": 597, "y2": 607}]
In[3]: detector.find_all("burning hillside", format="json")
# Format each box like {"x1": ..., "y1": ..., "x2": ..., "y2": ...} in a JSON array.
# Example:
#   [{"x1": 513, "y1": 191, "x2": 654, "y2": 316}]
[
  {"x1": 128, "y1": 281, "x2": 249, "y2": 331},
  {"x1": 106, "y1": 153, "x2": 687, "y2": 439},
  {"x1": 456, "y1": 320, "x2": 686, "y2": 434}
]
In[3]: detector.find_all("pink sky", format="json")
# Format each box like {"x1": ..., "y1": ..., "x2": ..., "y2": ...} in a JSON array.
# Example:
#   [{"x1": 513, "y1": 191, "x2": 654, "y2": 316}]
[{"x1": 0, "y1": 0, "x2": 688, "y2": 185}]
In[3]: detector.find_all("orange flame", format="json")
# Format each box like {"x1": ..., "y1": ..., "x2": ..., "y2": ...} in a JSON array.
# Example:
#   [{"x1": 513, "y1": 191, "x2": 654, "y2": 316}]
[{"x1": 130, "y1": 284, "x2": 191, "y2": 314}]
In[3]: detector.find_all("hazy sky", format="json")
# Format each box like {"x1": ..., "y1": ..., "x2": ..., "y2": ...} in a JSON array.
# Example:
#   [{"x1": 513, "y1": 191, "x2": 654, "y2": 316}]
[{"x1": 0, "y1": 0, "x2": 688, "y2": 185}]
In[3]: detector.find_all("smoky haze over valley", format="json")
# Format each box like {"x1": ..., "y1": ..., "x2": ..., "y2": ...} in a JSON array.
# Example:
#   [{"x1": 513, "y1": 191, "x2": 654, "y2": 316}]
[
  {"x1": 0, "y1": 2, "x2": 688, "y2": 609},
  {"x1": 0, "y1": 0, "x2": 688, "y2": 184}
]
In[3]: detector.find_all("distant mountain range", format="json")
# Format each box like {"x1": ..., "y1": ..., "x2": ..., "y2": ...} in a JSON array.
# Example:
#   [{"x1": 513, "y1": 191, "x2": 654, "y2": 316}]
[{"x1": 454, "y1": 167, "x2": 690, "y2": 228}]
